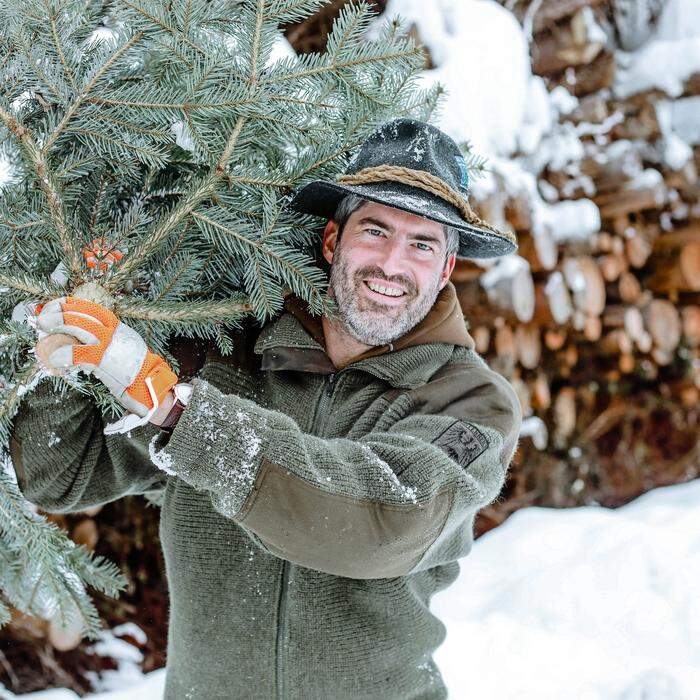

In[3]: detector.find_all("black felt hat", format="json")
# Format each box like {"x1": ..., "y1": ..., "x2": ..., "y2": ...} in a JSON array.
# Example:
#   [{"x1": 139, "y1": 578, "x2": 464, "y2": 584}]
[{"x1": 289, "y1": 118, "x2": 517, "y2": 259}]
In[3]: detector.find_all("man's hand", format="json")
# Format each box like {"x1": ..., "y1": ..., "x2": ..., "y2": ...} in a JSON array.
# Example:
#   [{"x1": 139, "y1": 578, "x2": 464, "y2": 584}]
[{"x1": 35, "y1": 296, "x2": 178, "y2": 418}]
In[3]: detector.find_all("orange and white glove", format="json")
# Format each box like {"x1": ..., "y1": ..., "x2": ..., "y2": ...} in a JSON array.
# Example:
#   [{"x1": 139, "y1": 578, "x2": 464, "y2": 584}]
[{"x1": 35, "y1": 296, "x2": 178, "y2": 432}]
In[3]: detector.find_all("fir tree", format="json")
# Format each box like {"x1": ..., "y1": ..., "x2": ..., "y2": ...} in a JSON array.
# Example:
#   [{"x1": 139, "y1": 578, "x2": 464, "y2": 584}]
[{"x1": 0, "y1": 0, "x2": 440, "y2": 640}]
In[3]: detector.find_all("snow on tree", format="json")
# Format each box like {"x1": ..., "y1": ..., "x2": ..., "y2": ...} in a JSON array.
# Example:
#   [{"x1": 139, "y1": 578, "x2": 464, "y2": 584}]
[{"x1": 0, "y1": 0, "x2": 440, "y2": 640}]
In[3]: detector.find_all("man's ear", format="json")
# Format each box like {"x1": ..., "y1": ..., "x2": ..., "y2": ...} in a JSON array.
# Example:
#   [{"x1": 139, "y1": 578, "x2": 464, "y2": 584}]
[
  {"x1": 439, "y1": 253, "x2": 457, "y2": 290},
  {"x1": 322, "y1": 220, "x2": 339, "y2": 265}
]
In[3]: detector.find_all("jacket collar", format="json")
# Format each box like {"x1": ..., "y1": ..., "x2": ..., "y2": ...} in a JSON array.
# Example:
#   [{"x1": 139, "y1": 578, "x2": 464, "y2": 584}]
[{"x1": 253, "y1": 281, "x2": 475, "y2": 388}]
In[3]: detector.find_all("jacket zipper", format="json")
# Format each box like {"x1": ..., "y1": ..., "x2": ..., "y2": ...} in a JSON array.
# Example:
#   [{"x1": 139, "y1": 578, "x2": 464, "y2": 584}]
[{"x1": 275, "y1": 370, "x2": 338, "y2": 700}]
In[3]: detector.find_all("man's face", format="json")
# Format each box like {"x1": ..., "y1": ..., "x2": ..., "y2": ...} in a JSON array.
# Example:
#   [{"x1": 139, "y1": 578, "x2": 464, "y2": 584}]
[{"x1": 322, "y1": 201, "x2": 456, "y2": 345}]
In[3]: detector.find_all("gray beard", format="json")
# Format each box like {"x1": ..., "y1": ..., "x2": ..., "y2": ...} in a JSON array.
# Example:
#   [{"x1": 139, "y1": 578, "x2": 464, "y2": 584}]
[{"x1": 327, "y1": 241, "x2": 442, "y2": 346}]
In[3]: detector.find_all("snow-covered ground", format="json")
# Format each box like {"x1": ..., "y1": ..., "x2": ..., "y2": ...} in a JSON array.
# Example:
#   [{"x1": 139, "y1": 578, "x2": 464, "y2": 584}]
[{"x1": 4, "y1": 477, "x2": 700, "y2": 700}]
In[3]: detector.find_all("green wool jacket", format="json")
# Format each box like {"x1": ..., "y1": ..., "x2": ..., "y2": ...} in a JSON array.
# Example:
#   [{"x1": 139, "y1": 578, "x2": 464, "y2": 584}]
[{"x1": 10, "y1": 280, "x2": 522, "y2": 700}]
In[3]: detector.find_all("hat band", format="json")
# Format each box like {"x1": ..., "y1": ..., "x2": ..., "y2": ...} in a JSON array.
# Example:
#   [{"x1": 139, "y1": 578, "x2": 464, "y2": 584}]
[{"x1": 337, "y1": 165, "x2": 480, "y2": 225}]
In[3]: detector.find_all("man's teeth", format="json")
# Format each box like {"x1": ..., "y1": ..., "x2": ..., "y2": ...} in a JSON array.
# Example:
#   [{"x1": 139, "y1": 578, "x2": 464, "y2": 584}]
[{"x1": 366, "y1": 281, "x2": 405, "y2": 297}]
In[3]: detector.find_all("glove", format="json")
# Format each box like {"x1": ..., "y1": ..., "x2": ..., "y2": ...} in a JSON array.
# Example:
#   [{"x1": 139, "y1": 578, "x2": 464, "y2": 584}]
[{"x1": 35, "y1": 296, "x2": 178, "y2": 423}]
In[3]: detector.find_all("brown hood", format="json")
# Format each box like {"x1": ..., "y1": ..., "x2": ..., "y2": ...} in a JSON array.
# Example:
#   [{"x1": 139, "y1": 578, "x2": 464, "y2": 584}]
[{"x1": 283, "y1": 280, "x2": 474, "y2": 368}]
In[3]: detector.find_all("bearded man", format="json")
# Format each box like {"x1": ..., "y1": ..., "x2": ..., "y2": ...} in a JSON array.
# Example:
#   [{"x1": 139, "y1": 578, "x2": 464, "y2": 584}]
[{"x1": 11, "y1": 119, "x2": 522, "y2": 699}]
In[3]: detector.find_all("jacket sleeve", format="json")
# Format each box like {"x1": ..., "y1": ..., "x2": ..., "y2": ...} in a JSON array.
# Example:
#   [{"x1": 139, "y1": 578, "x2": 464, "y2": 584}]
[
  {"x1": 9, "y1": 377, "x2": 170, "y2": 514},
  {"x1": 151, "y1": 361, "x2": 522, "y2": 579}
]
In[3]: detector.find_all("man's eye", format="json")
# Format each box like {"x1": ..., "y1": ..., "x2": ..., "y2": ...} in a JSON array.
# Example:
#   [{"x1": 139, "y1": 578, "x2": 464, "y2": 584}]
[
  {"x1": 366, "y1": 228, "x2": 384, "y2": 237},
  {"x1": 415, "y1": 242, "x2": 433, "y2": 252}
]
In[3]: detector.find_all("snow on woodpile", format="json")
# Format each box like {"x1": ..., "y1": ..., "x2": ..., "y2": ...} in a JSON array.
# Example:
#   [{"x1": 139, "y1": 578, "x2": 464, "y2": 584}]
[
  {"x1": 374, "y1": 0, "x2": 532, "y2": 157},
  {"x1": 614, "y1": 0, "x2": 700, "y2": 99}
]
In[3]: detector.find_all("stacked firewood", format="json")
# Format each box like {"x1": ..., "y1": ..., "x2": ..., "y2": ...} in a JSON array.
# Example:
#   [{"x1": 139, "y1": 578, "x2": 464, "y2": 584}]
[{"x1": 452, "y1": 0, "x2": 699, "y2": 511}]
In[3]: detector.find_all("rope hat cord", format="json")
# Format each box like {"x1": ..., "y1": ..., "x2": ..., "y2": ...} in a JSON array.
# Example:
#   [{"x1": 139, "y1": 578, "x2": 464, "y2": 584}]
[{"x1": 337, "y1": 165, "x2": 516, "y2": 244}]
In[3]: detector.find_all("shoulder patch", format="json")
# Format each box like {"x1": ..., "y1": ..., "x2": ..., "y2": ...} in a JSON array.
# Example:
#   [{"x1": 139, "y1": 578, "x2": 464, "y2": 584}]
[{"x1": 433, "y1": 420, "x2": 488, "y2": 467}]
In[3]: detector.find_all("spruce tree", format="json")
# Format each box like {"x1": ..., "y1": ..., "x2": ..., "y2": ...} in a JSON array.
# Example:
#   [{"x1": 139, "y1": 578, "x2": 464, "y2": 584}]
[{"x1": 0, "y1": 0, "x2": 439, "y2": 640}]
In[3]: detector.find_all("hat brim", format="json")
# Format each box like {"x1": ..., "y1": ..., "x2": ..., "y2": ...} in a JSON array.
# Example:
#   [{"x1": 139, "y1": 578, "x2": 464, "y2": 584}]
[{"x1": 289, "y1": 180, "x2": 517, "y2": 259}]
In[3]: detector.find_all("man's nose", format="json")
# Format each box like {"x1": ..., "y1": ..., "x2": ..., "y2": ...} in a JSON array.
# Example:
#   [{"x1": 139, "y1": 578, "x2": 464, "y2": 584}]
[{"x1": 376, "y1": 236, "x2": 408, "y2": 278}]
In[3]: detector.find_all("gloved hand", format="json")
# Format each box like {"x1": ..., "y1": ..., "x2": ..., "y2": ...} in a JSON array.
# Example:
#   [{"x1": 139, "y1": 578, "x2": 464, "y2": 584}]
[{"x1": 35, "y1": 296, "x2": 178, "y2": 422}]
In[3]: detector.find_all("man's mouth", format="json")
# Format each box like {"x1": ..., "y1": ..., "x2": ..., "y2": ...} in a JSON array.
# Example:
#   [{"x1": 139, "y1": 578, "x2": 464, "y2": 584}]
[{"x1": 362, "y1": 280, "x2": 407, "y2": 298}]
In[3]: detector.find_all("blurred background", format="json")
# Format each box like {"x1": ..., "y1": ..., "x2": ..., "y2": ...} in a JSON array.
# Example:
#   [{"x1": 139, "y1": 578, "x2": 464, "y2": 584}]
[{"x1": 1, "y1": 0, "x2": 699, "y2": 697}]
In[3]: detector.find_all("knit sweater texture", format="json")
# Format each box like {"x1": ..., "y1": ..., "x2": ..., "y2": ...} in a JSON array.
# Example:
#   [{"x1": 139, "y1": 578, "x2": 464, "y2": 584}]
[{"x1": 10, "y1": 281, "x2": 522, "y2": 699}]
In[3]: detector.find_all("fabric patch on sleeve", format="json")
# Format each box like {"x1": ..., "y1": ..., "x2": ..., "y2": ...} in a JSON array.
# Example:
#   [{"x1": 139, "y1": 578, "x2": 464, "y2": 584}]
[{"x1": 433, "y1": 420, "x2": 488, "y2": 468}]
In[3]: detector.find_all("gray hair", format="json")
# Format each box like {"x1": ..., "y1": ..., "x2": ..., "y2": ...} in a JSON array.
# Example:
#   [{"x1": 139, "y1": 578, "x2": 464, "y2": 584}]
[{"x1": 333, "y1": 194, "x2": 459, "y2": 261}]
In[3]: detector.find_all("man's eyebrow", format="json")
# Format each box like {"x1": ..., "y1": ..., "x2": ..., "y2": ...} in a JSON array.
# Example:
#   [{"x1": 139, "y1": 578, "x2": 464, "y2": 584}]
[
  {"x1": 357, "y1": 216, "x2": 394, "y2": 233},
  {"x1": 410, "y1": 232, "x2": 443, "y2": 246},
  {"x1": 356, "y1": 217, "x2": 443, "y2": 246}
]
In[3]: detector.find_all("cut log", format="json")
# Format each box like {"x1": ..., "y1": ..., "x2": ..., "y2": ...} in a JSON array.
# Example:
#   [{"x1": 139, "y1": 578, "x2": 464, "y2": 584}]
[
  {"x1": 681, "y1": 306, "x2": 700, "y2": 347},
  {"x1": 531, "y1": 371, "x2": 552, "y2": 411},
  {"x1": 518, "y1": 229, "x2": 558, "y2": 272},
  {"x1": 505, "y1": 192, "x2": 534, "y2": 232},
  {"x1": 580, "y1": 145, "x2": 643, "y2": 194},
  {"x1": 515, "y1": 322, "x2": 542, "y2": 369},
  {"x1": 595, "y1": 187, "x2": 666, "y2": 218},
  {"x1": 651, "y1": 223, "x2": 700, "y2": 251},
  {"x1": 494, "y1": 323, "x2": 517, "y2": 376},
  {"x1": 601, "y1": 328, "x2": 634, "y2": 355},
  {"x1": 562, "y1": 255, "x2": 606, "y2": 316},
  {"x1": 545, "y1": 328, "x2": 568, "y2": 350},
  {"x1": 595, "y1": 231, "x2": 613, "y2": 252},
  {"x1": 599, "y1": 252, "x2": 628, "y2": 282},
  {"x1": 618, "y1": 271, "x2": 643, "y2": 303},
  {"x1": 48, "y1": 611, "x2": 84, "y2": 652},
  {"x1": 480, "y1": 256, "x2": 536, "y2": 322},
  {"x1": 619, "y1": 352, "x2": 635, "y2": 373},
  {"x1": 473, "y1": 325, "x2": 491, "y2": 354},
  {"x1": 624, "y1": 306, "x2": 645, "y2": 344},
  {"x1": 540, "y1": 271, "x2": 574, "y2": 325},
  {"x1": 642, "y1": 298, "x2": 683, "y2": 353},
  {"x1": 625, "y1": 233, "x2": 653, "y2": 268},
  {"x1": 651, "y1": 346, "x2": 675, "y2": 366},
  {"x1": 71, "y1": 519, "x2": 98, "y2": 551},
  {"x1": 635, "y1": 330, "x2": 653, "y2": 353},
  {"x1": 583, "y1": 313, "x2": 602, "y2": 341},
  {"x1": 524, "y1": 0, "x2": 607, "y2": 35},
  {"x1": 553, "y1": 387, "x2": 577, "y2": 447},
  {"x1": 531, "y1": 7, "x2": 605, "y2": 75},
  {"x1": 644, "y1": 242, "x2": 700, "y2": 293}
]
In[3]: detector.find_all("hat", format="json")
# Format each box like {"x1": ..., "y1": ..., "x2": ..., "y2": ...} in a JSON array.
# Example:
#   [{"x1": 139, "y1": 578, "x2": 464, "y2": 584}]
[{"x1": 289, "y1": 118, "x2": 517, "y2": 259}]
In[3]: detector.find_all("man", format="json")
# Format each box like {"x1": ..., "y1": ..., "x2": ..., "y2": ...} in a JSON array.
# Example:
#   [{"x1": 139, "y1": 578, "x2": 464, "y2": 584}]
[{"x1": 11, "y1": 119, "x2": 522, "y2": 699}]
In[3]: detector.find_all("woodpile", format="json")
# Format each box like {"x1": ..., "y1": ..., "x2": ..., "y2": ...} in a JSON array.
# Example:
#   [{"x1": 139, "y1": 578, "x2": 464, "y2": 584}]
[{"x1": 464, "y1": 0, "x2": 700, "y2": 511}]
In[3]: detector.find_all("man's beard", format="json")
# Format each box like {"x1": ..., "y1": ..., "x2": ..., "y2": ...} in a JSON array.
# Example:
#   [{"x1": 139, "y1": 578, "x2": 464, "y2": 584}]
[{"x1": 327, "y1": 241, "x2": 443, "y2": 346}]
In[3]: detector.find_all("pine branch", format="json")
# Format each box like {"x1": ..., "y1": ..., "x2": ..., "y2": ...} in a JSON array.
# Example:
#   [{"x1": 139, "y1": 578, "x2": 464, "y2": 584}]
[
  {"x1": 249, "y1": 0, "x2": 267, "y2": 85},
  {"x1": 41, "y1": 31, "x2": 144, "y2": 155},
  {"x1": 0, "y1": 105, "x2": 83, "y2": 280},
  {"x1": 215, "y1": 114, "x2": 246, "y2": 175},
  {"x1": 104, "y1": 172, "x2": 219, "y2": 291},
  {"x1": 117, "y1": 296, "x2": 253, "y2": 323},
  {"x1": 0, "y1": 270, "x2": 63, "y2": 299},
  {"x1": 118, "y1": 0, "x2": 206, "y2": 55},
  {"x1": 0, "y1": 362, "x2": 42, "y2": 449},
  {"x1": 44, "y1": 0, "x2": 78, "y2": 94}
]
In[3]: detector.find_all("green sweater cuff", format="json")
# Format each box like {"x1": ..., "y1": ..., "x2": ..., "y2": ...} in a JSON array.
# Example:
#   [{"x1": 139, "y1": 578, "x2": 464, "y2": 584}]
[{"x1": 150, "y1": 378, "x2": 267, "y2": 518}]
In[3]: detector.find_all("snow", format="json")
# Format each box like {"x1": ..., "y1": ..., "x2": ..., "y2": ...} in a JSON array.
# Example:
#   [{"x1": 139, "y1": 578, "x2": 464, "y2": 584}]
[
  {"x1": 548, "y1": 85, "x2": 578, "y2": 118},
  {"x1": 614, "y1": 0, "x2": 700, "y2": 99},
  {"x1": 656, "y1": 96, "x2": 700, "y2": 171},
  {"x1": 7, "y1": 478, "x2": 700, "y2": 700},
  {"x1": 147, "y1": 435, "x2": 176, "y2": 476},
  {"x1": 479, "y1": 254, "x2": 529, "y2": 290},
  {"x1": 519, "y1": 415, "x2": 548, "y2": 449},
  {"x1": 374, "y1": 0, "x2": 531, "y2": 158}
]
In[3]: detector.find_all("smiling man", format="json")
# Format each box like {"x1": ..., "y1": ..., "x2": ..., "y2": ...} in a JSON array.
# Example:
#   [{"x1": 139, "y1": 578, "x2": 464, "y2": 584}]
[{"x1": 12, "y1": 119, "x2": 523, "y2": 700}]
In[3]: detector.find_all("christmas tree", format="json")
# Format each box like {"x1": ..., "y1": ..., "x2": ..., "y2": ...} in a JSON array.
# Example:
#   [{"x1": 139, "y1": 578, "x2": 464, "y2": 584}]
[{"x1": 0, "y1": 0, "x2": 439, "y2": 640}]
